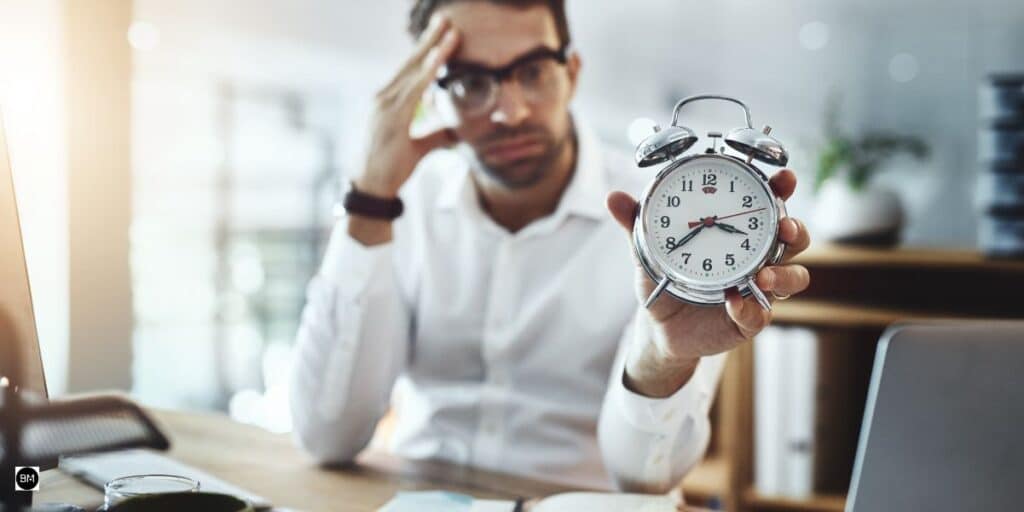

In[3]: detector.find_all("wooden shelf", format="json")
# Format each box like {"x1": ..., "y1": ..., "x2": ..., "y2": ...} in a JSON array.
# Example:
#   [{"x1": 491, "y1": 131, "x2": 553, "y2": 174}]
[
  {"x1": 793, "y1": 243, "x2": 1024, "y2": 272},
  {"x1": 681, "y1": 455, "x2": 729, "y2": 502},
  {"x1": 772, "y1": 299, "x2": 995, "y2": 328},
  {"x1": 742, "y1": 488, "x2": 846, "y2": 512}
]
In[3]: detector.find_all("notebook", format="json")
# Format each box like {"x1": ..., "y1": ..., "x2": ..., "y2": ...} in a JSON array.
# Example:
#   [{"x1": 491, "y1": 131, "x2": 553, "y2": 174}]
[{"x1": 380, "y1": 490, "x2": 681, "y2": 512}]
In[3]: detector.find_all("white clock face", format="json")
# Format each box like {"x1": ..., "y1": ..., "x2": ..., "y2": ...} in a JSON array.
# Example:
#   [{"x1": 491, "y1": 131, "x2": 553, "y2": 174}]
[{"x1": 641, "y1": 155, "x2": 778, "y2": 288}]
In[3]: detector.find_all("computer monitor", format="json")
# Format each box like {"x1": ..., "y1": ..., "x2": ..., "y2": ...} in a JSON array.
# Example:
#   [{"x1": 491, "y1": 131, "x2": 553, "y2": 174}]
[
  {"x1": 847, "y1": 322, "x2": 1024, "y2": 511},
  {"x1": 0, "y1": 112, "x2": 48, "y2": 398}
]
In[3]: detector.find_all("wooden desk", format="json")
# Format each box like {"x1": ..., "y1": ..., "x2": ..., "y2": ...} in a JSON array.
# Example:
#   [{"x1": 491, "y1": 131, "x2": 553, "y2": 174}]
[{"x1": 37, "y1": 409, "x2": 701, "y2": 511}]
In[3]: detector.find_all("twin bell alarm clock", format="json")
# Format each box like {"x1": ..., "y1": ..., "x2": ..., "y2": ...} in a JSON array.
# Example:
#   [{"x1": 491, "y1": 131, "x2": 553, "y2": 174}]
[{"x1": 632, "y1": 94, "x2": 790, "y2": 311}]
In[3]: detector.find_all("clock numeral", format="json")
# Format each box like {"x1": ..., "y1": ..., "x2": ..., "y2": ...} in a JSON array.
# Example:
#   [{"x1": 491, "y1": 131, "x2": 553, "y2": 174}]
[
  {"x1": 667, "y1": 195, "x2": 681, "y2": 207},
  {"x1": 742, "y1": 195, "x2": 754, "y2": 208},
  {"x1": 702, "y1": 173, "x2": 717, "y2": 186},
  {"x1": 681, "y1": 253, "x2": 692, "y2": 264},
  {"x1": 682, "y1": 180, "x2": 694, "y2": 192},
  {"x1": 748, "y1": 217, "x2": 760, "y2": 230},
  {"x1": 730, "y1": 180, "x2": 735, "y2": 193},
  {"x1": 666, "y1": 236, "x2": 676, "y2": 250},
  {"x1": 702, "y1": 258, "x2": 713, "y2": 271},
  {"x1": 741, "y1": 238, "x2": 751, "y2": 251},
  {"x1": 660, "y1": 216, "x2": 671, "y2": 228},
  {"x1": 725, "y1": 253, "x2": 735, "y2": 266}
]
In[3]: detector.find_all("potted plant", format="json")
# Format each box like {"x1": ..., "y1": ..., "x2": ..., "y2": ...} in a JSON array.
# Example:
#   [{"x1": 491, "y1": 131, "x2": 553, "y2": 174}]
[{"x1": 812, "y1": 95, "x2": 930, "y2": 246}]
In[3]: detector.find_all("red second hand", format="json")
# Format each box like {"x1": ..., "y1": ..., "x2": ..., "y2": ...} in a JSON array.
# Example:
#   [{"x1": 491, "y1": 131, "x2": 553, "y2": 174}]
[{"x1": 687, "y1": 207, "x2": 767, "y2": 228}]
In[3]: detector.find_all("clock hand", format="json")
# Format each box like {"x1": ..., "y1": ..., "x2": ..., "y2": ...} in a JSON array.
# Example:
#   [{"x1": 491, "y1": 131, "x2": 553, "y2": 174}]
[
  {"x1": 714, "y1": 222, "x2": 747, "y2": 235},
  {"x1": 689, "y1": 208, "x2": 767, "y2": 228},
  {"x1": 714, "y1": 207, "x2": 766, "y2": 222},
  {"x1": 688, "y1": 216, "x2": 718, "y2": 229},
  {"x1": 667, "y1": 223, "x2": 705, "y2": 254}
]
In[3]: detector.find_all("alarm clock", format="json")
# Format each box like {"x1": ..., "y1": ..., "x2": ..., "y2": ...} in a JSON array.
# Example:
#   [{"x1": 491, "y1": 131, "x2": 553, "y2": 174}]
[{"x1": 633, "y1": 95, "x2": 790, "y2": 311}]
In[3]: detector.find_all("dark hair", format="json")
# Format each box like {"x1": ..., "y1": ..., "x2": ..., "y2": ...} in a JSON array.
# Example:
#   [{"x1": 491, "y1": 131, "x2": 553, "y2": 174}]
[{"x1": 408, "y1": 0, "x2": 571, "y2": 48}]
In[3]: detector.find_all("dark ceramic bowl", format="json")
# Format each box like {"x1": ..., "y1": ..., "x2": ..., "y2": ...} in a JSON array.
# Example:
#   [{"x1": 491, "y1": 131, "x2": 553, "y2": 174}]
[{"x1": 106, "y1": 492, "x2": 253, "y2": 512}]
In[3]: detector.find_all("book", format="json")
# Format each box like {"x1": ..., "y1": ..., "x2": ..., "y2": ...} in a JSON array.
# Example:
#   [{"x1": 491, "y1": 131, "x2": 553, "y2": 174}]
[
  {"x1": 754, "y1": 326, "x2": 819, "y2": 499},
  {"x1": 379, "y1": 491, "x2": 682, "y2": 512},
  {"x1": 780, "y1": 327, "x2": 817, "y2": 498},
  {"x1": 754, "y1": 326, "x2": 784, "y2": 496}
]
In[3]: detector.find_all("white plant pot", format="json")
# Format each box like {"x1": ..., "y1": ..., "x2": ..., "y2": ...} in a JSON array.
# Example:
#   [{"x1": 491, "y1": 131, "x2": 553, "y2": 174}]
[{"x1": 813, "y1": 180, "x2": 904, "y2": 246}]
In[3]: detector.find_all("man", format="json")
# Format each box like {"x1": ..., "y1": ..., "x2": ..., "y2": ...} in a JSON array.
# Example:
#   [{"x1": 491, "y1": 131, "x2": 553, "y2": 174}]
[{"x1": 290, "y1": 0, "x2": 811, "y2": 492}]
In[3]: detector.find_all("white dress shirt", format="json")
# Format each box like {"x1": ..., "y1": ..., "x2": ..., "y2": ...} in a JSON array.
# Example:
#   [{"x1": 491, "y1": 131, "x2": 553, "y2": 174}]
[{"x1": 289, "y1": 120, "x2": 726, "y2": 491}]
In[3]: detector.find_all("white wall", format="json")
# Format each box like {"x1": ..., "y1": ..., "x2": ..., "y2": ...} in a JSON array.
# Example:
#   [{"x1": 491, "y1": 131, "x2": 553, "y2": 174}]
[
  {"x1": 136, "y1": 0, "x2": 1024, "y2": 247},
  {"x1": 129, "y1": 0, "x2": 401, "y2": 408}
]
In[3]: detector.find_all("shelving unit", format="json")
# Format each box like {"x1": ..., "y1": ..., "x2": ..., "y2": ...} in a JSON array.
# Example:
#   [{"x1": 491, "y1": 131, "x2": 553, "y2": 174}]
[
  {"x1": 742, "y1": 488, "x2": 846, "y2": 512},
  {"x1": 681, "y1": 243, "x2": 1024, "y2": 512}
]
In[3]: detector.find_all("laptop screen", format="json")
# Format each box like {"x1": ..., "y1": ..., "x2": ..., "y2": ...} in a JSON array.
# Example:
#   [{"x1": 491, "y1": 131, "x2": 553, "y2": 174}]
[{"x1": 0, "y1": 114, "x2": 48, "y2": 398}]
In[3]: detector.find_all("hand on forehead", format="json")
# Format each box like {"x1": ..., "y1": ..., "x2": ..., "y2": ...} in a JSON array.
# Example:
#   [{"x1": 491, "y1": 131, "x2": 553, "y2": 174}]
[{"x1": 439, "y1": 2, "x2": 562, "y2": 68}]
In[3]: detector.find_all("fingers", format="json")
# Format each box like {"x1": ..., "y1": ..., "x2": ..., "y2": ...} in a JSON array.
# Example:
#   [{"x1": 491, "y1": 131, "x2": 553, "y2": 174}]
[
  {"x1": 412, "y1": 28, "x2": 460, "y2": 92},
  {"x1": 413, "y1": 126, "x2": 459, "y2": 153},
  {"x1": 755, "y1": 264, "x2": 810, "y2": 297},
  {"x1": 725, "y1": 288, "x2": 772, "y2": 340},
  {"x1": 400, "y1": 14, "x2": 451, "y2": 80},
  {"x1": 377, "y1": 15, "x2": 461, "y2": 119},
  {"x1": 393, "y1": 27, "x2": 459, "y2": 120},
  {"x1": 769, "y1": 169, "x2": 797, "y2": 201},
  {"x1": 778, "y1": 217, "x2": 811, "y2": 262},
  {"x1": 606, "y1": 191, "x2": 638, "y2": 232}
]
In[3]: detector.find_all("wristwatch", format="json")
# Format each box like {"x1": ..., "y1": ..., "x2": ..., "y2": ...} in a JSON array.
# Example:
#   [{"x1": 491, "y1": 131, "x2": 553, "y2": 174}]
[{"x1": 341, "y1": 181, "x2": 404, "y2": 220}]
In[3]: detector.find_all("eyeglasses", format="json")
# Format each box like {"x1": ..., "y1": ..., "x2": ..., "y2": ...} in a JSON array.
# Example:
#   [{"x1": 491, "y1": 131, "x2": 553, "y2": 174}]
[{"x1": 436, "y1": 45, "x2": 570, "y2": 118}]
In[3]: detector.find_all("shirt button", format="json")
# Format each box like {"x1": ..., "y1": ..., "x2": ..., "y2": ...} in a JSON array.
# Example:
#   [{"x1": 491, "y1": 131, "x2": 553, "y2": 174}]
[{"x1": 662, "y1": 409, "x2": 675, "y2": 422}]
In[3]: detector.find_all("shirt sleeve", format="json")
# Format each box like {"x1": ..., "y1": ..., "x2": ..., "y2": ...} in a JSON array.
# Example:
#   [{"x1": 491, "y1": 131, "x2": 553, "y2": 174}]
[
  {"x1": 597, "y1": 310, "x2": 727, "y2": 493},
  {"x1": 288, "y1": 218, "x2": 412, "y2": 464}
]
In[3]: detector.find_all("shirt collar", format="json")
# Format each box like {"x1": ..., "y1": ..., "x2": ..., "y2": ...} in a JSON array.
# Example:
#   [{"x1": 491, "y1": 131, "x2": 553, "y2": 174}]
[{"x1": 434, "y1": 116, "x2": 608, "y2": 222}]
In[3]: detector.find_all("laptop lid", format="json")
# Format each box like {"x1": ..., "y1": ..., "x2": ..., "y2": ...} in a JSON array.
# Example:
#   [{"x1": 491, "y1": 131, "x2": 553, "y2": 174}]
[
  {"x1": 848, "y1": 322, "x2": 1024, "y2": 511},
  {"x1": 0, "y1": 111, "x2": 48, "y2": 398}
]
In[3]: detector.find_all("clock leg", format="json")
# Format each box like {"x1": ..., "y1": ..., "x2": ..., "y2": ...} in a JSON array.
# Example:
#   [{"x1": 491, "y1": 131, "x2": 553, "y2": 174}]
[
  {"x1": 746, "y1": 276, "x2": 772, "y2": 311},
  {"x1": 644, "y1": 276, "x2": 671, "y2": 309}
]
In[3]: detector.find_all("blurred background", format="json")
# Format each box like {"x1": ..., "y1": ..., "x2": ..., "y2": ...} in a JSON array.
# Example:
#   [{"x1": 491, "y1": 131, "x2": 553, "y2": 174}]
[{"x1": 1, "y1": 0, "x2": 1022, "y2": 509}]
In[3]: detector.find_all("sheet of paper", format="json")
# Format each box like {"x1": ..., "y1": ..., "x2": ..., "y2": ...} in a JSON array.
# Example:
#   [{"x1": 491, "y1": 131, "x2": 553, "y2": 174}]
[
  {"x1": 531, "y1": 492, "x2": 678, "y2": 512},
  {"x1": 470, "y1": 499, "x2": 518, "y2": 512},
  {"x1": 378, "y1": 491, "x2": 515, "y2": 512}
]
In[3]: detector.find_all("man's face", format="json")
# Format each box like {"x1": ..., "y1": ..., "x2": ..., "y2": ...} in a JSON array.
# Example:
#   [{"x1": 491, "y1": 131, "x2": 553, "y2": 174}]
[{"x1": 438, "y1": 2, "x2": 580, "y2": 188}]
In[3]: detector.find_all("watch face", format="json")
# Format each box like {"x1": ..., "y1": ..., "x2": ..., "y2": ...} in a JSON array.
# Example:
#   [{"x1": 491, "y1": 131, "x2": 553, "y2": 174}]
[{"x1": 640, "y1": 155, "x2": 778, "y2": 289}]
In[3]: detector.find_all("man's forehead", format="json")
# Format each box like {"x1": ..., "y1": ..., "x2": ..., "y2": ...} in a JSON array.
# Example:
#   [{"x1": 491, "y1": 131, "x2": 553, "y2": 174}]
[{"x1": 439, "y1": 2, "x2": 561, "y2": 68}]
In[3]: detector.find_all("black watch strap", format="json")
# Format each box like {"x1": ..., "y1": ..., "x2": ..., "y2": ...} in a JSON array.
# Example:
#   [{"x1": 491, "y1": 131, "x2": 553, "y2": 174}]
[{"x1": 342, "y1": 182, "x2": 404, "y2": 220}]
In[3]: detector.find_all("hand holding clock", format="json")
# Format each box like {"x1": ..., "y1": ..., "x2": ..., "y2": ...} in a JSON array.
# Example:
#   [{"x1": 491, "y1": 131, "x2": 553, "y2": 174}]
[{"x1": 606, "y1": 169, "x2": 811, "y2": 398}]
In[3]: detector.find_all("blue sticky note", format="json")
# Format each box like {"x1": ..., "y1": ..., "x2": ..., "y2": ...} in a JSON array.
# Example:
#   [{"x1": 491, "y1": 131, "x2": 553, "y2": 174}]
[{"x1": 380, "y1": 491, "x2": 475, "y2": 512}]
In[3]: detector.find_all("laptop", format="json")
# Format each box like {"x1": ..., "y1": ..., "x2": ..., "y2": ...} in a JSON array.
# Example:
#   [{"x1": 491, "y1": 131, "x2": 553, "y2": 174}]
[
  {"x1": 0, "y1": 112, "x2": 48, "y2": 401},
  {"x1": 847, "y1": 322, "x2": 1024, "y2": 511}
]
